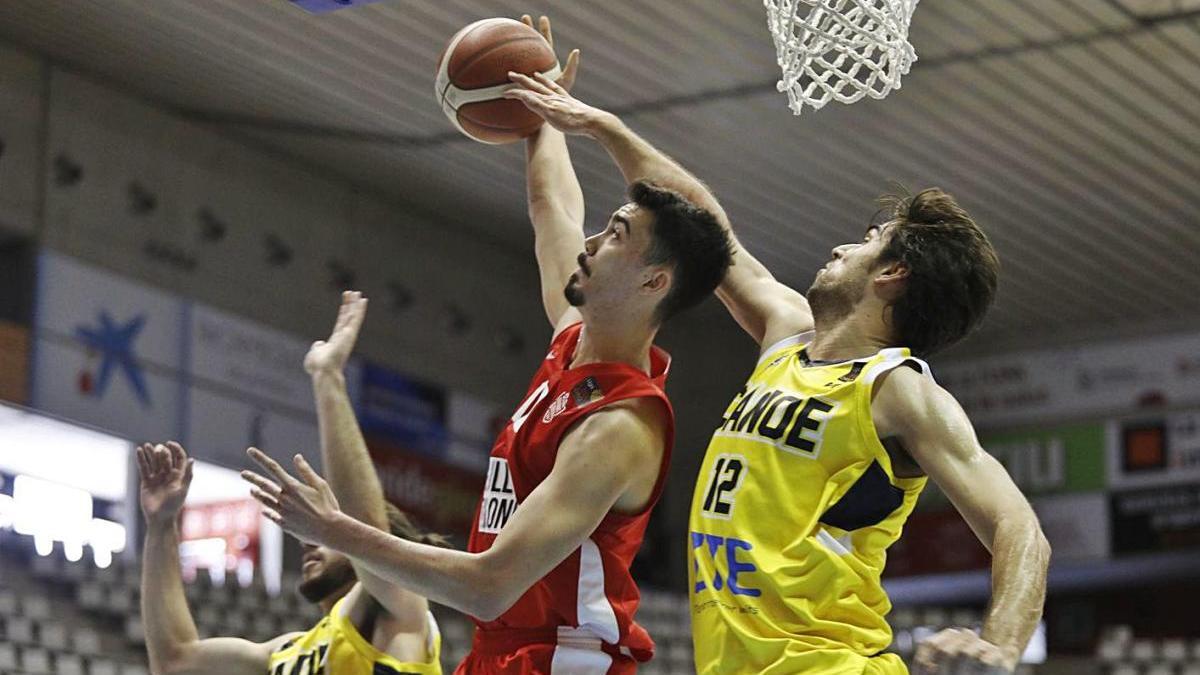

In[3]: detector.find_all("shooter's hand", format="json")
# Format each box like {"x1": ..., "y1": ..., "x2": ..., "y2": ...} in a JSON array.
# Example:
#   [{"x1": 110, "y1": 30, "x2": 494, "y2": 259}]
[
  {"x1": 242, "y1": 447, "x2": 342, "y2": 547},
  {"x1": 913, "y1": 627, "x2": 1017, "y2": 675},
  {"x1": 504, "y1": 70, "x2": 608, "y2": 137},
  {"x1": 520, "y1": 14, "x2": 580, "y2": 92},
  {"x1": 136, "y1": 442, "x2": 194, "y2": 527},
  {"x1": 304, "y1": 291, "x2": 367, "y2": 376}
]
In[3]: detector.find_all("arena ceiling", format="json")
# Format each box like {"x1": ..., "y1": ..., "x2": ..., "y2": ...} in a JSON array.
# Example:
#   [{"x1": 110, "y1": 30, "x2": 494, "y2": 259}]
[{"x1": 2, "y1": 0, "x2": 1199, "y2": 357}]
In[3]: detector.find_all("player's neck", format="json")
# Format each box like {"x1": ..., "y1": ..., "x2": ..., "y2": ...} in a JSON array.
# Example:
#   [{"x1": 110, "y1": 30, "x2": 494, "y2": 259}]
[
  {"x1": 571, "y1": 320, "x2": 656, "y2": 373},
  {"x1": 318, "y1": 581, "x2": 355, "y2": 615},
  {"x1": 807, "y1": 313, "x2": 891, "y2": 362}
]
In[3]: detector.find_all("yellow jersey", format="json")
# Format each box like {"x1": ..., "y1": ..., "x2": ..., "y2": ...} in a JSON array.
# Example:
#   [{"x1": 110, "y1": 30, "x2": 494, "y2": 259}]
[
  {"x1": 267, "y1": 597, "x2": 442, "y2": 675},
  {"x1": 688, "y1": 333, "x2": 931, "y2": 675}
]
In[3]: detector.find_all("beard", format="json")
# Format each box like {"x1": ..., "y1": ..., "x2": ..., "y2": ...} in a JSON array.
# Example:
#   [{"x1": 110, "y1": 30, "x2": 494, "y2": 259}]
[
  {"x1": 296, "y1": 557, "x2": 356, "y2": 604},
  {"x1": 563, "y1": 274, "x2": 585, "y2": 307},
  {"x1": 806, "y1": 272, "x2": 866, "y2": 325}
]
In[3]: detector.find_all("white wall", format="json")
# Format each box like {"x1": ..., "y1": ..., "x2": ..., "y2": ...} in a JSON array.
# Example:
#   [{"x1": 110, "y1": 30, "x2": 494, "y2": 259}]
[
  {"x1": 0, "y1": 43, "x2": 42, "y2": 237},
  {"x1": 20, "y1": 54, "x2": 549, "y2": 405}
]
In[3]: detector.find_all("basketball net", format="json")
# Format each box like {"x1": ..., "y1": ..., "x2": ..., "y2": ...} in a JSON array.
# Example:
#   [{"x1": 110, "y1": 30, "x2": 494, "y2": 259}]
[{"x1": 763, "y1": 0, "x2": 919, "y2": 115}]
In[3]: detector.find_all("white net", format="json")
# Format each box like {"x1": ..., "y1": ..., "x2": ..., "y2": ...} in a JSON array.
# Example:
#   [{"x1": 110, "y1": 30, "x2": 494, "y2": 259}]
[{"x1": 764, "y1": 0, "x2": 919, "y2": 115}]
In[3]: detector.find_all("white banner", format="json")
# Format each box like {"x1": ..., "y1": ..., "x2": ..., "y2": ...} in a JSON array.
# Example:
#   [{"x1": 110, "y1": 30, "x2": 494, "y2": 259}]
[
  {"x1": 446, "y1": 391, "x2": 499, "y2": 473},
  {"x1": 32, "y1": 252, "x2": 184, "y2": 442},
  {"x1": 189, "y1": 305, "x2": 315, "y2": 412},
  {"x1": 938, "y1": 331, "x2": 1200, "y2": 428}
]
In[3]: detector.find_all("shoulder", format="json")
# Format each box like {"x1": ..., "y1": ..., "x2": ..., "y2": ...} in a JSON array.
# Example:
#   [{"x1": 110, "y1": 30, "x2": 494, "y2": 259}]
[
  {"x1": 872, "y1": 362, "x2": 977, "y2": 459},
  {"x1": 559, "y1": 398, "x2": 667, "y2": 466}
]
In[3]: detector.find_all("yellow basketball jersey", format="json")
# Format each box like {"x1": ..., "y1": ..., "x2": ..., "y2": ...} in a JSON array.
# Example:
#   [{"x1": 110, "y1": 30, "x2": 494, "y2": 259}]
[
  {"x1": 267, "y1": 597, "x2": 442, "y2": 675},
  {"x1": 688, "y1": 334, "x2": 931, "y2": 675}
]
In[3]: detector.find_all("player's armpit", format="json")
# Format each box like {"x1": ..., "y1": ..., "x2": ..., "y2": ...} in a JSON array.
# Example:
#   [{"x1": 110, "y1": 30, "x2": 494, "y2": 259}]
[
  {"x1": 158, "y1": 634, "x2": 296, "y2": 675},
  {"x1": 475, "y1": 400, "x2": 667, "y2": 619}
]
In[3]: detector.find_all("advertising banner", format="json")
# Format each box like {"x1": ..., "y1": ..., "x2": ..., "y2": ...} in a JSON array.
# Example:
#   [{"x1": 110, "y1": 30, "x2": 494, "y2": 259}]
[
  {"x1": 1108, "y1": 411, "x2": 1200, "y2": 490},
  {"x1": 357, "y1": 363, "x2": 447, "y2": 457},
  {"x1": 32, "y1": 252, "x2": 184, "y2": 442},
  {"x1": 368, "y1": 439, "x2": 483, "y2": 540},
  {"x1": 937, "y1": 331, "x2": 1200, "y2": 428},
  {"x1": 0, "y1": 320, "x2": 29, "y2": 405},
  {"x1": 1111, "y1": 483, "x2": 1200, "y2": 555}
]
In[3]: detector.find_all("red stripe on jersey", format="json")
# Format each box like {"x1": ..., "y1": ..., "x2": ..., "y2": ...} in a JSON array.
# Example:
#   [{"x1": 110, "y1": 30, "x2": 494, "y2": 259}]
[{"x1": 464, "y1": 323, "x2": 674, "y2": 665}]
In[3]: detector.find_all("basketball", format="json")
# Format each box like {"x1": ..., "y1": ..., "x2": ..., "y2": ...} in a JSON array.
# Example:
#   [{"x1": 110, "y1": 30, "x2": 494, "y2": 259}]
[{"x1": 435, "y1": 18, "x2": 560, "y2": 144}]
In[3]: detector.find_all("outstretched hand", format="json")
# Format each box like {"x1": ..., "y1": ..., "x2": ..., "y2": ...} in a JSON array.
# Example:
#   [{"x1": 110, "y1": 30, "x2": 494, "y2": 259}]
[
  {"x1": 507, "y1": 15, "x2": 600, "y2": 135},
  {"x1": 241, "y1": 447, "x2": 342, "y2": 547},
  {"x1": 304, "y1": 290, "x2": 367, "y2": 376},
  {"x1": 136, "y1": 442, "x2": 194, "y2": 527},
  {"x1": 520, "y1": 14, "x2": 580, "y2": 92}
]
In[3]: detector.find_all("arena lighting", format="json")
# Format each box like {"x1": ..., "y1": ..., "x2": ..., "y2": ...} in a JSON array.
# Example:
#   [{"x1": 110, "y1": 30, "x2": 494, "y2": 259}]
[
  {"x1": 0, "y1": 403, "x2": 129, "y2": 501},
  {"x1": 7, "y1": 474, "x2": 128, "y2": 565}
]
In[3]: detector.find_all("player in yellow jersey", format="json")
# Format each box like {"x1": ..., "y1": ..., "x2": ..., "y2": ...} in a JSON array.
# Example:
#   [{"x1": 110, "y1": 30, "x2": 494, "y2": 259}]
[
  {"x1": 496, "y1": 78, "x2": 1052, "y2": 674},
  {"x1": 137, "y1": 294, "x2": 446, "y2": 675}
]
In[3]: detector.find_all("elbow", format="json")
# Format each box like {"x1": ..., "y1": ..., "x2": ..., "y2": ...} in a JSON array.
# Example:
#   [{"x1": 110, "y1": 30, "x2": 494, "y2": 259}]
[{"x1": 465, "y1": 560, "x2": 521, "y2": 622}]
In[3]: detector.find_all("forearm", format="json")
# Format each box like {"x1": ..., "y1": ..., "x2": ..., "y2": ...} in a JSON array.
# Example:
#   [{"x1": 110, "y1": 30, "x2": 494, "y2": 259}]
[
  {"x1": 527, "y1": 126, "x2": 584, "y2": 227},
  {"x1": 323, "y1": 512, "x2": 505, "y2": 619},
  {"x1": 981, "y1": 516, "x2": 1051, "y2": 660},
  {"x1": 141, "y1": 521, "x2": 200, "y2": 671},
  {"x1": 311, "y1": 369, "x2": 387, "y2": 530}
]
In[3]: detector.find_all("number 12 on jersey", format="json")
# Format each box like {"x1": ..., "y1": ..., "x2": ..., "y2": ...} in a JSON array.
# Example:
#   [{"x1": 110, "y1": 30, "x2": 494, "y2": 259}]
[{"x1": 700, "y1": 453, "x2": 748, "y2": 520}]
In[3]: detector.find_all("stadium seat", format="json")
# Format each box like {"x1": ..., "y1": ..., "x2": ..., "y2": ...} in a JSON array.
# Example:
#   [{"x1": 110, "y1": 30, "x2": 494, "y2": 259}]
[
  {"x1": 56, "y1": 652, "x2": 86, "y2": 675},
  {"x1": 123, "y1": 616, "x2": 144, "y2": 645},
  {"x1": 1111, "y1": 664, "x2": 1139, "y2": 675},
  {"x1": 38, "y1": 623, "x2": 67, "y2": 651},
  {"x1": 1164, "y1": 639, "x2": 1189, "y2": 662},
  {"x1": 19, "y1": 596, "x2": 49, "y2": 622},
  {"x1": 0, "y1": 590, "x2": 18, "y2": 617},
  {"x1": 72, "y1": 627, "x2": 102, "y2": 655},
  {"x1": 120, "y1": 661, "x2": 150, "y2": 675},
  {"x1": 75, "y1": 585, "x2": 105, "y2": 612},
  {"x1": 90, "y1": 657, "x2": 119, "y2": 675},
  {"x1": 1181, "y1": 663, "x2": 1200, "y2": 675},
  {"x1": 6, "y1": 618, "x2": 34, "y2": 644},
  {"x1": 1132, "y1": 639, "x2": 1160, "y2": 662},
  {"x1": 20, "y1": 646, "x2": 51, "y2": 674},
  {"x1": 0, "y1": 643, "x2": 16, "y2": 669}
]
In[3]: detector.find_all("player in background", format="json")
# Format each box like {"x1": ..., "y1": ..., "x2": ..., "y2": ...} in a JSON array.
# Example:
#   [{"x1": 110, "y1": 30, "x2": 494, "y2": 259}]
[
  {"x1": 502, "y1": 42, "x2": 1051, "y2": 675},
  {"x1": 138, "y1": 297, "x2": 446, "y2": 675},
  {"x1": 239, "y1": 16, "x2": 734, "y2": 675}
]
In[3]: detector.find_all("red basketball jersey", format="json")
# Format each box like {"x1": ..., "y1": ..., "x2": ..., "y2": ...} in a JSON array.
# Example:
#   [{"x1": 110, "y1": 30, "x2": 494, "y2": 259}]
[{"x1": 463, "y1": 322, "x2": 674, "y2": 667}]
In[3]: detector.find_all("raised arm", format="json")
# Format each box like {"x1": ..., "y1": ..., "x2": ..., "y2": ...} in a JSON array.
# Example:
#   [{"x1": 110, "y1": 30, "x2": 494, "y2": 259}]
[
  {"x1": 303, "y1": 291, "x2": 428, "y2": 633},
  {"x1": 505, "y1": 73, "x2": 813, "y2": 348},
  {"x1": 137, "y1": 443, "x2": 292, "y2": 675},
  {"x1": 243, "y1": 399, "x2": 665, "y2": 622},
  {"x1": 519, "y1": 15, "x2": 584, "y2": 332},
  {"x1": 872, "y1": 368, "x2": 1051, "y2": 674}
]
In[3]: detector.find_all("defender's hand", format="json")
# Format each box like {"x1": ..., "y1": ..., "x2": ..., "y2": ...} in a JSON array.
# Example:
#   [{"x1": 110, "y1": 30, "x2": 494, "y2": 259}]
[
  {"x1": 304, "y1": 291, "x2": 367, "y2": 376},
  {"x1": 136, "y1": 442, "x2": 194, "y2": 527},
  {"x1": 504, "y1": 71, "x2": 608, "y2": 136},
  {"x1": 520, "y1": 14, "x2": 580, "y2": 92},
  {"x1": 242, "y1": 447, "x2": 342, "y2": 547},
  {"x1": 913, "y1": 628, "x2": 1017, "y2": 675}
]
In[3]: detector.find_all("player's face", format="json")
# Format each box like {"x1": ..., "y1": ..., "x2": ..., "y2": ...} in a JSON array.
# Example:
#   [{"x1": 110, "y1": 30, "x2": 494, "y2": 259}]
[
  {"x1": 564, "y1": 203, "x2": 663, "y2": 312},
  {"x1": 807, "y1": 223, "x2": 892, "y2": 317},
  {"x1": 296, "y1": 543, "x2": 356, "y2": 604}
]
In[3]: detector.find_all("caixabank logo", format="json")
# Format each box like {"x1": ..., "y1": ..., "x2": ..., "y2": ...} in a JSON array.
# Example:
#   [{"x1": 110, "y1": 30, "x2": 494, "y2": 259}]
[{"x1": 74, "y1": 310, "x2": 151, "y2": 407}]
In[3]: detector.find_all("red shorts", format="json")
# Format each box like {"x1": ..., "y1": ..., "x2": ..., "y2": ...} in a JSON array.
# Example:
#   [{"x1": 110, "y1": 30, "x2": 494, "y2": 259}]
[{"x1": 453, "y1": 628, "x2": 641, "y2": 675}]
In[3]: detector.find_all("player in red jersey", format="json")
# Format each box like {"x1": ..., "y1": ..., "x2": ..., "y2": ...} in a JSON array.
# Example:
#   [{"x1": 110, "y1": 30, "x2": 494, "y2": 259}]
[{"x1": 239, "y1": 16, "x2": 734, "y2": 675}]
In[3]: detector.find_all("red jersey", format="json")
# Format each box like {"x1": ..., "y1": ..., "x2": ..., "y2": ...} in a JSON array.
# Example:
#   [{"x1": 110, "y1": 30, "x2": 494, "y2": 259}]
[{"x1": 461, "y1": 323, "x2": 674, "y2": 673}]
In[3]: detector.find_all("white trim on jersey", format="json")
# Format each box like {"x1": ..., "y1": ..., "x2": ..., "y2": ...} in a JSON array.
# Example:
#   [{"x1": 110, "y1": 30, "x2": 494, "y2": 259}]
[
  {"x1": 756, "y1": 330, "x2": 816, "y2": 367},
  {"x1": 550, "y1": 645, "x2": 613, "y2": 674},
  {"x1": 573, "y1": 538, "x2": 620, "y2": 644},
  {"x1": 862, "y1": 348, "x2": 935, "y2": 385}
]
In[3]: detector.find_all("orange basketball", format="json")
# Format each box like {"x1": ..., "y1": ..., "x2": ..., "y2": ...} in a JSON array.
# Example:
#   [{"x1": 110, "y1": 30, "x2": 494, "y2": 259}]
[{"x1": 435, "y1": 18, "x2": 560, "y2": 145}]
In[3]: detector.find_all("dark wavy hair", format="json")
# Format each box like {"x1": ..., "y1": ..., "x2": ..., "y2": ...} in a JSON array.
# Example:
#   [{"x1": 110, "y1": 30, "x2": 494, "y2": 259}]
[
  {"x1": 877, "y1": 187, "x2": 999, "y2": 356},
  {"x1": 630, "y1": 180, "x2": 734, "y2": 323},
  {"x1": 385, "y1": 503, "x2": 451, "y2": 549}
]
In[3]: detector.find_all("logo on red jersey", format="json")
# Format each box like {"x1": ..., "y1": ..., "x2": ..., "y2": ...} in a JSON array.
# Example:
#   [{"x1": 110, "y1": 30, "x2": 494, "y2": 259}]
[
  {"x1": 572, "y1": 376, "x2": 604, "y2": 406},
  {"x1": 479, "y1": 457, "x2": 518, "y2": 534},
  {"x1": 542, "y1": 392, "x2": 570, "y2": 424}
]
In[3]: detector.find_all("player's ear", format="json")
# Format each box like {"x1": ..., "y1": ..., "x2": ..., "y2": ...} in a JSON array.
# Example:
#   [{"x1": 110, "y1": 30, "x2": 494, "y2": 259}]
[
  {"x1": 642, "y1": 267, "x2": 671, "y2": 296},
  {"x1": 874, "y1": 261, "x2": 909, "y2": 298}
]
